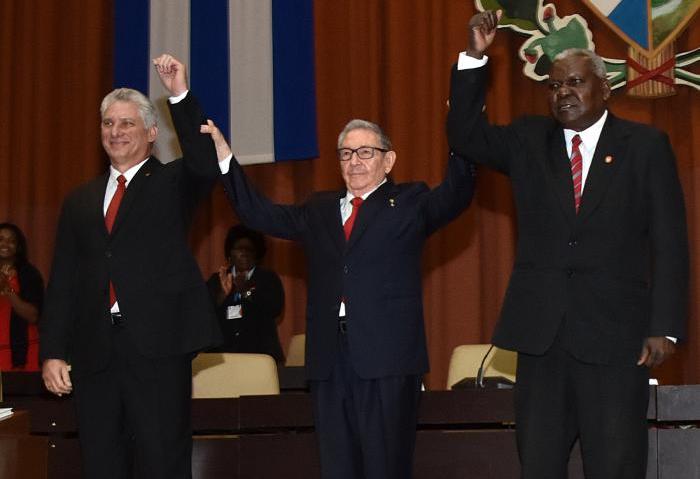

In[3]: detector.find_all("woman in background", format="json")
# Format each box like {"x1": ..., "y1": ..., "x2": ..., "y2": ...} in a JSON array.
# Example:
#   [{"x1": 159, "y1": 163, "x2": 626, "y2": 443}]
[
  {"x1": 0, "y1": 223, "x2": 43, "y2": 371},
  {"x1": 207, "y1": 224, "x2": 285, "y2": 362}
]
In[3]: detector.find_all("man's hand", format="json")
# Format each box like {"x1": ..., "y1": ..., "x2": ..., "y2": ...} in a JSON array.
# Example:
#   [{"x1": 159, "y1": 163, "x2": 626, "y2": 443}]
[
  {"x1": 466, "y1": 10, "x2": 502, "y2": 59},
  {"x1": 637, "y1": 336, "x2": 676, "y2": 368},
  {"x1": 201, "y1": 119, "x2": 233, "y2": 162},
  {"x1": 153, "y1": 53, "x2": 188, "y2": 97},
  {"x1": 42, "y1": 359, "x2": 73, "y2": 396}
]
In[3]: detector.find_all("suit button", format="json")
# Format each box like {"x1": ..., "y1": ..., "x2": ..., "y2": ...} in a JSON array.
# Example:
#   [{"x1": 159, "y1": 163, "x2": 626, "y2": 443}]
[
  {"x1": 566, "y1": 268, "x2": 574, "y2": 278},
  {"x1": 343, "y1": 265, "x2": 348, "y2": 274},
  {"x1": 106, "y1": 251, "x2": 112, "y2": 258}
]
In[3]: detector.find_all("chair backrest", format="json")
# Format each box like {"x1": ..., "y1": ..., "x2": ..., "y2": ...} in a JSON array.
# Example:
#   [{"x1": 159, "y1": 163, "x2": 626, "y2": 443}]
[
  {"x1": 192, "y1": 353, "x2": 280, "y2": 398},
  {"x1": 446, "y1": 344, "x2": 517, "y2": 389},
  {"x1": 285, "y1": 333, "x2": 306, "y2": 367}
]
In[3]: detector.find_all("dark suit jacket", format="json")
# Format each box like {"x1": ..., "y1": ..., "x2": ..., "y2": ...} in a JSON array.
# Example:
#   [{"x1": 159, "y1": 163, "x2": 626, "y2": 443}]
[
  {"x1": 214, "y1": 153, "x2": 475, "y2": 380},
  {"x1": 207, "y1": 266, "x2": 285, "y2": 362},
  {"x1": 40, "y1": 94, "x2": 222, "y2": 376},
  {"x1": 447, "y1": 65, "x2": 689, "y2": 366}
]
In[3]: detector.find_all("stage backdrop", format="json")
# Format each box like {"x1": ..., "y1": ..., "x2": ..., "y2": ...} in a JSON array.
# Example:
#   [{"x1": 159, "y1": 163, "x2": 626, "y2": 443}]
[{"x1": 1, "y1": 0, "x2": 698, "y2": 389}]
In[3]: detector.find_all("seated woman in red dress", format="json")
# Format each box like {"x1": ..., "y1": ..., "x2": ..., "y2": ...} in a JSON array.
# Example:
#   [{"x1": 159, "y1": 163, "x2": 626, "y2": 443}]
[{"x1": 0, "y1": 223, "x2": 44, "y2": 371}]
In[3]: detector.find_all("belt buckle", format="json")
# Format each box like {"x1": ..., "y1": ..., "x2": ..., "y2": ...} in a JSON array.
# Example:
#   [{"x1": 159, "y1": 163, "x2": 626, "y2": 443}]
[
  {"x1": 110, "y1": 312, "x2": 124, "y2": 326},
  {"x1": 338, "y1": 318, "x2": 348, "y2": 334}
]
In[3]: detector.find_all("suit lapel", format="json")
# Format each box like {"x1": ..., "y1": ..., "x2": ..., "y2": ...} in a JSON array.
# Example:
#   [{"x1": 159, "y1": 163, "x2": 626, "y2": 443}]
[
  {"x1": 94, "y1": 172, "x2": 111, "y2": 238},
  {"x1": 320, "y1": 191, "x2": 346, "y2": 255},
  {"x1": 346, "y1": 181, "x2": 394, "y2": 252},
  {"x1": 110, "y1": 157, "x2": 157, "y2": 236},
  {"x1": 547, "y1": 129, "x2": 577, "y2": 226},
  {"x1": 578, "y1": 115, "x2": 627, "y2": 221}
]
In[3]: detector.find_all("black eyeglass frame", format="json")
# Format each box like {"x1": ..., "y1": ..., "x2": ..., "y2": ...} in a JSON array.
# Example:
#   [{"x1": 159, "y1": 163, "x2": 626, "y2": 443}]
[{"x1": 336, "y1": 146, "x2": 388, "y2": 161}]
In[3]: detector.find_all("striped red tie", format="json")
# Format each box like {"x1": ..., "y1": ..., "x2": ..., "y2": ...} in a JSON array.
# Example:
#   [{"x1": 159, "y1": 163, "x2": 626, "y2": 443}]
[{"x1": 570, "y1": 135, "x2": 583, "y2": 213}]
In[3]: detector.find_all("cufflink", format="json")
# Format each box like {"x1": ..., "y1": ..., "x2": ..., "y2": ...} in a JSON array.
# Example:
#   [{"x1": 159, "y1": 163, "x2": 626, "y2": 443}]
[{"x1": 389, "y1": 198, "x2": 395, "y2": 207}]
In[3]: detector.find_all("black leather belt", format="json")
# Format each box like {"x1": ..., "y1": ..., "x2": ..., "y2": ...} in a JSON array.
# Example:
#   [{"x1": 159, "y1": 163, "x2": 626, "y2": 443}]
[
  {"x1": 338, "y1": 318, "x2": 347, "y2": 334},
  {"x1": 110, "y1": 312, "x2": 125, "y2": 326}
]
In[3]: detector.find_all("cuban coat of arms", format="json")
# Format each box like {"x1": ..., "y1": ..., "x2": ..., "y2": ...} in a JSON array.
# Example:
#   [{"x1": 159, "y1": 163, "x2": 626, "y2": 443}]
[{"x1": 477, "y1": 0, "x2": 700, "y2": 97}]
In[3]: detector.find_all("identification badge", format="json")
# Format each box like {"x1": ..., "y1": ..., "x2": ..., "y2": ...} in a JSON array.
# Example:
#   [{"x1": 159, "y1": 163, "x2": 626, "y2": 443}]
[{"x1": 227, "y1": 304, "x2": 243, "y2": 320}]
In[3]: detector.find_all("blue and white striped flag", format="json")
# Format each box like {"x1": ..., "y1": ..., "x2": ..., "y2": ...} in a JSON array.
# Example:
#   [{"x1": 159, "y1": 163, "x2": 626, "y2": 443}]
[{"x1": 114, "y1": 0, "x2": 318, "y2": 164}]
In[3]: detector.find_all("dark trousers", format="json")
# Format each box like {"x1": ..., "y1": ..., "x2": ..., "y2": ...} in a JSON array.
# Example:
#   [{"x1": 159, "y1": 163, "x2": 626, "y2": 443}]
[
  {"x1": 72, "y1": 323, "x2": 193, "y2": 479},
  {"x1": 515, "y1": 338, "x2": 649, "y2": 479},
  {"x1": 309, "y1": 332, "x2": 422, "y2": 479}
]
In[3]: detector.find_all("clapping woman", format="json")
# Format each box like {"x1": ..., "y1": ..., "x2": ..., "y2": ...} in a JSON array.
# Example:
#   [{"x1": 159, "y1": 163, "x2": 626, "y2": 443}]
[
  {"x1": 0, "y1": 223, "x2": 44, "y2": 371},
  {"x1": 207, "y1": 224, "x2": 285, "y2": 362}
]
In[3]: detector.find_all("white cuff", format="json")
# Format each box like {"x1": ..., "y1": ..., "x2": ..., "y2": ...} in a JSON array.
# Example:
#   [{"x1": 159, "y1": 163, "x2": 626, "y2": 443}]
[
  {"x1": 168, "y1": 90, "x2": 189, "y2": 104},
  {"x1": 219, "y1": 154, "x2": 233, "y2": 174},
  {"x1": 457, "y1": 52, "x2": 488, "y2": 70}
]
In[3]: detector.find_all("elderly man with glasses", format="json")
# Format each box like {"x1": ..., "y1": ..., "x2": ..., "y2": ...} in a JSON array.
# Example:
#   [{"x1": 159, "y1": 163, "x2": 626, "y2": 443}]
[{"x1": 162, "y1": 58, "x2": 476, "y2": 476}]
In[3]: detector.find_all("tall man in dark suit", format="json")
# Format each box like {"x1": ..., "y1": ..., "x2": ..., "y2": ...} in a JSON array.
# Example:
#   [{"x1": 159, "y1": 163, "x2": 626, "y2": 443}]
[
  {"x1": 160, "y1": 55, "x2": 475, "y2": 476},
  {"x1": 447, "y1": 10, "x2": 689, "y2": 478},
  {"x1": 40, "y1": 55, "x2": 221, "y2": 478}
]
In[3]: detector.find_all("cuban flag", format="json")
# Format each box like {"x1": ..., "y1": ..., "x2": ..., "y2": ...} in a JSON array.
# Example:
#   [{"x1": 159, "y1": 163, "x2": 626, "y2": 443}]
[
  {"x1": 114, "y1": 0, "x2": 318, "y2": 164},
  {"x1": 587, "y1": 0, "x2": 649, "y2": 49}
]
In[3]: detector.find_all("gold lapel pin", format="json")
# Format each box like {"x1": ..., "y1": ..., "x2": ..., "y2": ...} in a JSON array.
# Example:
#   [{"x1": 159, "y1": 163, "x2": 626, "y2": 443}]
[
  {"x1": 604, "y1": 155, "x2": 613, "y2": 164},
  {"x1": 389, "y1": 198, "x2": 395, "y2": 207}
]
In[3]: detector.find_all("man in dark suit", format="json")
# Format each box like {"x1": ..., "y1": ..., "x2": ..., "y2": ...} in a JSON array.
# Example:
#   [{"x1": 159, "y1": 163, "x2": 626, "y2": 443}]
[
  {"x1": 447, "y1": 10, "x2": 689, "y2": 478},
  {"x1": 40, "y1": 55, "x2": 221, "y2": 478},
  {"x1": 171, "y1": 77, "x2": 475, "y2": 476}
]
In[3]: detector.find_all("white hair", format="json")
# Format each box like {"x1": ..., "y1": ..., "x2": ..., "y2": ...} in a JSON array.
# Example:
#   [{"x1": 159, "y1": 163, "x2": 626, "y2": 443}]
[
  {"x1": 100, "y1": 88, "x2": 158, "y2": 129},
  {"x1": 553, "y1": 48, "x2": 607, "y2": 80},
  {"x1": 337, "y1": 119, "x2": 392, "y2": 150}
]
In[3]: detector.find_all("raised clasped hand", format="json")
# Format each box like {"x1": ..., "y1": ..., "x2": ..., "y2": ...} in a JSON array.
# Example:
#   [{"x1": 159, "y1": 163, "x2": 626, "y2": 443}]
[
  {"x1": 467, "y1": 9, "x2": 502, "y2": 58},
  {"x1": 200, "y1": 119, "x2": 233, "y2": 161},
  {"x1": 153, "y1": 53, "x2": 189, "y2": 97}
]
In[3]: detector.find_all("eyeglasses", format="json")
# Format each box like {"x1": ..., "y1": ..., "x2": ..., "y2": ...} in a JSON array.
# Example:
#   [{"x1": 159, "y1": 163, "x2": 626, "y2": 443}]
[{"x1": 337, "y1": 146, "x2": 388, "y2": 161}]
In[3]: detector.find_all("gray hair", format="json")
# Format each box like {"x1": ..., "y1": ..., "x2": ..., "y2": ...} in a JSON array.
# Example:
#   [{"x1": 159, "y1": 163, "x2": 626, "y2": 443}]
[
  {"x1": 553, "y1": 48, "x2": 608, "y2": 80},
  {"x1": 100, "y1": 88, "x2": 158, "y2": 129},
  {"x1": 337, "y1": 119, "x2": 392, "y2": 150}
]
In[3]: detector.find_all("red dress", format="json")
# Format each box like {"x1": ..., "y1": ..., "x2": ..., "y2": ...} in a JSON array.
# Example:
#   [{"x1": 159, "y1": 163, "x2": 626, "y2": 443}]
[{"x1": 0, "y1": 275, "x2": 40, "y2": 371}]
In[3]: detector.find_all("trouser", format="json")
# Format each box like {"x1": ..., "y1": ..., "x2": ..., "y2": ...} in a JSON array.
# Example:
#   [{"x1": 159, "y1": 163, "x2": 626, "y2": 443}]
[
  {"x1": 310, "y1": 331, "x2": 422, "y2": 479},
  {"x1": 515, "y1": 338, "x2": 649, "y2": 479},
  {"x1": 73, "y1": 322, "x2": 193, "y2": 479}
]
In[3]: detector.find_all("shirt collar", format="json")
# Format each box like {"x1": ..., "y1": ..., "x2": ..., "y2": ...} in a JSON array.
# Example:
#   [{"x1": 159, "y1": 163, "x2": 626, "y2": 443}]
[
  {"x1": 563, "y1": 110, "x2": 608, "y2": 150},
  {"x1": 343, "y1": 177, "x2": 387, "y2": 203},
  {"x1": 109, "y1": 156, "x2": 150, "y2": 185},
  {"x1": 231, "y1": 266, "x2": 255, "y2": 280}
]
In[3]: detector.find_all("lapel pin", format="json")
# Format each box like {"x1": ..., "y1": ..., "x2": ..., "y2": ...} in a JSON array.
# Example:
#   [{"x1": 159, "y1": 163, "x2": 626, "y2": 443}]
[
  {"x1": 145, "y1": 171, "x2": 151, "y2": 176},
  {"x1": 604, "y1": 155, "x2": 613, "y2": 164},
  {"x1": 389, "y1": 198, "x2": 395, "y2": 207}
]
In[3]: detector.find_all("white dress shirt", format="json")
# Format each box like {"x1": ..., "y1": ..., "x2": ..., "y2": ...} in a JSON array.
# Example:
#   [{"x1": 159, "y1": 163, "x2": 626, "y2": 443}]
[
  {"x1": 104, "y1": 157, "x2": 149, "y2": 313},
  {"x1": 338, "y1": 179, "x2": 387, "y2": 317}
]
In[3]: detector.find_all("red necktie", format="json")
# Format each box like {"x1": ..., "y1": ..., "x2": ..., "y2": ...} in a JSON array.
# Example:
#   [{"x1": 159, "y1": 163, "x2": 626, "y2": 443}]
[
  {"x1": 105, "y1": 175, "x2": 126, "y2": 233},
  {"x1": 343, "y1": 197, "x2": 364, "y2": 240},
  {"x1": 105, "y1": 175, "x2": 126, "y2": 305},
  {"x1": 570, "y1": 135, "x2": 583, "y2": 213}
]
